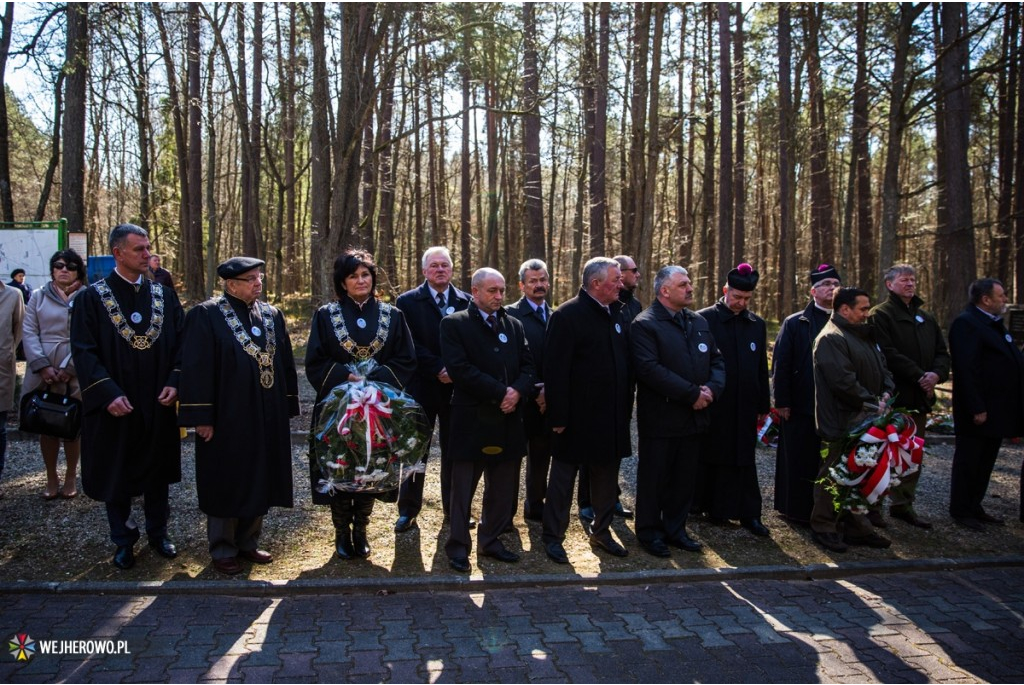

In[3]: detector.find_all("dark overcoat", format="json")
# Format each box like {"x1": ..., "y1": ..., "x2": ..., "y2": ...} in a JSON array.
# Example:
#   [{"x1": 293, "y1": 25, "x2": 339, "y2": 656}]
[
  {"x1": 543, "y1": 289, "x2": 633, "y2": 465},
  {"x1": 771, "y1": 302, "x2": 830, "y2": 417},
  {"x1": 630, "y1": 299, "x2": 725, "y2": 437},
  {"x1": 870, "y1": 291, "x2": 951, "y2": 414},
  {"x1": 618, "y1": 289, "x2": 642, "y2": 323},
  {"x1": 698, "y1": 299, "x2": 770, "y2": 466},
  {"x1": 439, "y1": 303, "x2": 535, "y2": 463},
  {"x1": 305, "y1": 296, "x2": 417, "y2": 505},
  {"x1": 178, "y1": 293, "x2": 299, "y2": 517},
  {"x1": 504, "y1": 296, "x2": 548, "y2": 437},
  {"x1": 395, "y1": 280, "x2": 470, "y2": 411},
  {"x1": 948, "y1": 305, "x2": 1024, "y2": 439},
  {"x1": 70, "y1": 271, "x2": 184, "y2": 502}
]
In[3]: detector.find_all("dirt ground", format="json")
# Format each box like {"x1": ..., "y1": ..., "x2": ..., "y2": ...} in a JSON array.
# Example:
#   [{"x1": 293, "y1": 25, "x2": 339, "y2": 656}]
[{"x1": 2, "y1": 357, "x2": 1022, "y2": 583}]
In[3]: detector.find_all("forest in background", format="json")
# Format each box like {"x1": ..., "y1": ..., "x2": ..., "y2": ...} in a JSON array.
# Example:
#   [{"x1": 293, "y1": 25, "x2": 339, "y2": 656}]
[{"x1": 1, "y1": 2, "x2": 1022, "y2": 327}]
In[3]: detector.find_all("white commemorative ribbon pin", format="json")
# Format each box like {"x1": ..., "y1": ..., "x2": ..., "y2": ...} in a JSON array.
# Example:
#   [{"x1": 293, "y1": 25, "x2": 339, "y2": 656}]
[
  {"x1": 615, "y1": 323, "x2": 622, "y2": 334},
  {"x1": 445, "y1": 306, "x2": 455, "y2": 315},
  {"x1": 130, "y1": 312, "x2": 143, "y2": 324},
  {"x1": 251, "y1": 326, "x2": 262, "y2": 337},
  {"x1": 356, "y1": 318, "x2": 367, "y2": 329},
  {"x1": 698, "y1": 342, "x2": 708, "y2": 353},
  {"x1": 498, "y1": 332, "x2": 508, "y2": 343}
]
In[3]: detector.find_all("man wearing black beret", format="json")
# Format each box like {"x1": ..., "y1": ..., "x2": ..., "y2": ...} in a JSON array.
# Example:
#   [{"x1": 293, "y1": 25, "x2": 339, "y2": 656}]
[
  {"x1": 178, "y1": 256, "x2": 299, "y2": 575},
  {"x1": 696, "y1": 263, "x2": 772, "y2": 538}
]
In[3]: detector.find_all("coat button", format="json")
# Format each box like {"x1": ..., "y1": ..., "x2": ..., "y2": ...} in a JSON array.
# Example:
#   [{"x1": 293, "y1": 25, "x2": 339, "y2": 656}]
[{"x1": 493, "y1": 347, "x2": 499, "y2": 352}]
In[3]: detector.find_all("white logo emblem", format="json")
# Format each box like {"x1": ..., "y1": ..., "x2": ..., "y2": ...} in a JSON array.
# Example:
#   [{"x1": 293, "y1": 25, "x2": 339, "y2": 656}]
[
  {"x1": 1006, "y1": 333, "x2": 1014, "y2": 344},
  {"x1": 251, "y1": 326, "x2": 262, "y2": 337},
  {"x1": 498, "y1": 332, "x2": 508, "y2": 344},
  {"x1": 615, "y1": 323, "x2": 622, "y2": 334},
  {"x1": 130, "y1": 312, "x2": 143, "y2": 324},
  {"x1": 698, "y1": 343, "x2": 708, "y2": 353},
  {"x1": 445, "y1": 306, "x2": 455, "y2": 315},
  {"x1": 915, "y1": 314, "x2": 925, "y2": 323},
  {"x1": 356, "y1": 318, "x2": 367, "y2": 329},
  {"x1": 750, "y1": 342, "x2": 756, "y2": 352}
]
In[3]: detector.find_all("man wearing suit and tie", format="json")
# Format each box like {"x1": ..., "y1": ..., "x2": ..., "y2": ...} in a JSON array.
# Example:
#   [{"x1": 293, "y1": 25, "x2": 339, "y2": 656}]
[
  {"x1": 505, "y1": 258, "x2": 552, "y2": 522},
  {"x1": 394, "y1": 246, "x2": 471, "y2": 532}
]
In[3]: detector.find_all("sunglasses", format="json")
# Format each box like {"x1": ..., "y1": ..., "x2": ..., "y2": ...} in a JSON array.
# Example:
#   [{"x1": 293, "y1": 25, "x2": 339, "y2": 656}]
[{"x1": 53, "y1": 262, "x2": 74, "y2": 271}]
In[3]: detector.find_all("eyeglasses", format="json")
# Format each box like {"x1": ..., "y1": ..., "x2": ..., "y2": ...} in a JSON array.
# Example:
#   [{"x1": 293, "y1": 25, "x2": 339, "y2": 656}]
[
  {"x1": 232, "y1": 273, "x2": 265, "y2": 283},
  {"x1": 53, "y1": 262, "x2": 72, "y2": 271},
  {"x1": 622, "y1": 267, "x2": 639, "y2": 273}
]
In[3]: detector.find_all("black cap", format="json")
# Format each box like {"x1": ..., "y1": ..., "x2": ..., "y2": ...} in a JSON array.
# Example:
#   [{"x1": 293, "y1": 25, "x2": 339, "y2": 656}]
[
  {"x1": 10, "y1": 268, "x2": 25, "y2": 278},
  {"x1": 727, "y1": 263, "x2": 759, "y2": 291},
  {"x1": 217, "y1": 256, "x2": 265, "y2": 279},
  {"x1": 810, "y1": 263, "x2": 841, "y2": 285}
]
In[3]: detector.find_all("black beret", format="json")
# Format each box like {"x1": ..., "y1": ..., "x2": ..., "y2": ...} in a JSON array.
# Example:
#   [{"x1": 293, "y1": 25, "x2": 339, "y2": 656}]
[
  {"x1": 727, "y1": 262, "x2": 759, "y2": 291},
  {"x1": 810, "y1": 263, "x2": 841, "y2": 285},
  {"x1": 10, "y1": 268, "x2": 25, "y2": 278},
  {"x1": 217, "y1": 256, "x2": 265, "y2": 279}
]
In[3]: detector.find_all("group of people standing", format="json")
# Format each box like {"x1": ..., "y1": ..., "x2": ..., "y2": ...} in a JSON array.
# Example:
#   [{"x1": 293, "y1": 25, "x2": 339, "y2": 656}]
[{"x1": 2, "y1": 221, "x2": 1021, "y2": 574}]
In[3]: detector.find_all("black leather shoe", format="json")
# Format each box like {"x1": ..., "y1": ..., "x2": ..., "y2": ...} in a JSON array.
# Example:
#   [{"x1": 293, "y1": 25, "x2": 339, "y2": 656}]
[
  {"x1": 449, "y1": 556, "x2": 471, "y2": 573},
  {"x1": 148, "y1": 537, "x2": 178, "y2": 559},
  {"x1": 590, "y1": 536, "x2": 628, "y2": 557},
  {"x1": 545, "y1": 542, "x2": 569, "y2": 564},
  {"x1": 742, "y1": 519, "x2": 771, "y2": 537},
  {"x1": 845, "y1": 531, "x2": 892, "y2": 549},
  {"x1": 578, "y1": 506, "x2": 595, "y2": 525},
  {"x1": 394, "y1": 516, "x2": 417, "y2": 533},
  {"x1": 614, "y1": 501, "x2": 634, "y2": 519},
  {"x1": 890, "y1": 507, "x2": 932, "y2": 529},
  {"x1": 812, "y1": 531, "x2": 848, "y2": 552},
  {"x1": 239, "y1": 549, "x2": 273, "y2": 564},
  {"x1": 480, "y1": 547, "x2": 520, "y2": 563},
  {"x1": 954, "y1": 516, "x2": 984, "y2": 531},
  {"x1": 113, "y1": 545, "x2": 135, "y2": 570},
  {"x1": 977, "y1": 511, "x2": 1005, "y2": 526},
  {"x1": 641, "y1": 539, "x2": 671, "y2": 558},
  {"x1": 667, "y1": 534, "x2": 703, "y2": 553}
]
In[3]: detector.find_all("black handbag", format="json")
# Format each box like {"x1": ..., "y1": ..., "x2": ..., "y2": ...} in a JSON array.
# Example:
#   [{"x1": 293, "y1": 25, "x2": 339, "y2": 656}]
[{"x1": 19, "y1": 388, "x2": 83, "y2": 440}]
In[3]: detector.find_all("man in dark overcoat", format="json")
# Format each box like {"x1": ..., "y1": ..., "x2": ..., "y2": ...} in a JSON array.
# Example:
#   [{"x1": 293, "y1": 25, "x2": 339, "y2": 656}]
[
  {"x1": 948, "y1": 277, "x2": 1024, "y2": 530},
  {"x1": 505, "y1": 258, "x2": 551, "y2": 522},
  {"x1": 70, "y1": 224, "x2": 184, "y2": 570},
  {"x1": 178, "y1": 257, "x2": 300, "y2": 575},
  {"x1": 869, "y1": 263, "x2": 950, "y2": 529},
  {"x1": 696, "y1": 263, "x2": 771, "y2": 537},
  {"x1": 542, "y1": 257, "x2": 633, "y2": 563},
  {"x1": 772, "y1": 264, "x2": 841, "y2": 524},
  {"x1": 631, "y1": 266, "x2": 725, "y2": 557},
  {"x1": 439, "y1": 268, "x2": 535, "y2": 572},
  {"x1": 394, "y1": 246, "x2": 471, "y2": 531}
]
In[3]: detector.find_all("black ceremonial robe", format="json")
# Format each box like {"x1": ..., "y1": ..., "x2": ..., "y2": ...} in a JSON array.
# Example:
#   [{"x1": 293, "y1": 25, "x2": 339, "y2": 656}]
[
  {"x1": 178, "y1": 293, "x2": 300, "y2": 518},
  {"x1": 305, "y1": 296, "x2": 417, "y2": 506},
  {"x1": 70, "y1": 271, "x2": 184, "y2": 503}
]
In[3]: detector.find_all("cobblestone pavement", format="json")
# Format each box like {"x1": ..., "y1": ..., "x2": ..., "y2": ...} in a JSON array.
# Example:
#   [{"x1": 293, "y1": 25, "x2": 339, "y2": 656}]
[{"x1": 2, "y1": 565, "x2": 1022, "y2": 683}]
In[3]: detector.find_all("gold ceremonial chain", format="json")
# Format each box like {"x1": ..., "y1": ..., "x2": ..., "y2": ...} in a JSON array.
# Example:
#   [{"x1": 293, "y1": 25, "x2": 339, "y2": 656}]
[
  {"x1": 328, "y1": 300, "x2": 391, "y2": 361},
  {"x1": 217, "y1": 297, "x2": 277, "y2": 389},
  {"x1": 93, "y1": 279, "x2": 165, "y2": 351}
]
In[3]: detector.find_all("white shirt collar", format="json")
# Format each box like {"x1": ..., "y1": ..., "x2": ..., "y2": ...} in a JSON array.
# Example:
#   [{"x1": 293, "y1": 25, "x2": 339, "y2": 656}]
[{"x1": 113, "y1": 267, "x2": 144, "y2": 285}]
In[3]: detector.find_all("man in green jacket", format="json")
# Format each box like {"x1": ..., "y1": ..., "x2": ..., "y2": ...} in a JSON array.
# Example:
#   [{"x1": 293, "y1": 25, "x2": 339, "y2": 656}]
[
  {"x1": 810, "y1": 287, "x2": 896, "y2": 553},
  {"x1": 869, "y1": 264, "x2": 950, "y2": 529}
]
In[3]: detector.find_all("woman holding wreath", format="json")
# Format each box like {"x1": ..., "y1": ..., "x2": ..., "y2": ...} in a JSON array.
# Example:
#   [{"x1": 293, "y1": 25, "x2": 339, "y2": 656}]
[
  {"x1": 306, "y1": 250, "x2": 417, "y2": 559},
  {"x1": 21, "y1": 249, "x2": 86, "y2": 499}
]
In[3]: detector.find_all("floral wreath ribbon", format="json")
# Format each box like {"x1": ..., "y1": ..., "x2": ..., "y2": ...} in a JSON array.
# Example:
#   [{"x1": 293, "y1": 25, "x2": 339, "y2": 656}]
[
  {"x1": 838, "y1": 415, "x2": 924, "y2": 504},
  {"x1": 337, "y1": 384, "x2": 394, "y2": 477}
]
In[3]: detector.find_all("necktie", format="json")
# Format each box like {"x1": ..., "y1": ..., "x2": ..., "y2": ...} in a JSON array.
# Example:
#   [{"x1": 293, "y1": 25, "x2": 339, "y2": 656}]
[
  {"x1": 437, "y1": 292, "x2": 446, "y2": 311},
  {"x1": 487, "y1": 313, "x2": 499, "y2": 334},
  {"x1": 539, "y1": 305, "x2": 546, "y2": 323}
]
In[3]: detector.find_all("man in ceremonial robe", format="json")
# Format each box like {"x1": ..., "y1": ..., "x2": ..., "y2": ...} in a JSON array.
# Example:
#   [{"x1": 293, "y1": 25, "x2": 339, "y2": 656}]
[
  {"x1": 696, "y1": 263, "x2": 771, "y2": 537},
  {"x1": 394, "y1": 246, "x2": 471, "y2": 531},
  {"x1": 439, "y1": 268, "x2": 535, "y2": 572},
  {"x1": 505, "y1": 258, "x2": 551, "y2": 522},
  {"x1": 178, "y1": 257, "x2": 299, "y2": 575},
  {"x1": 70, "y1": 224, "x2": 185, "y2": 570},
  {"x1": 772, "y1": 264, "x2": 841, "y2": 524}
]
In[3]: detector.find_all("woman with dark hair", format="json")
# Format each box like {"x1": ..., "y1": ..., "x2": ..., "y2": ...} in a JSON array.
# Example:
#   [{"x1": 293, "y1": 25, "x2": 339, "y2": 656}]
[
  {"x1": 21, "y1": 249, "x2": 87, "y2": 499},
  {"x1": 306, "y1": 249, "x2": 416, "y2": 559}
]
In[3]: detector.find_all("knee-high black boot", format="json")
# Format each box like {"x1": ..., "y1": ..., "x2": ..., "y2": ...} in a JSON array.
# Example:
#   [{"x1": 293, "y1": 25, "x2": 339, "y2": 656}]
[
  {"x1": 352, "y1": 495, "x2": 375, "y2": 558},
  {"x1": 331, "y1": 497, "x2": 355, "y2": 560}
]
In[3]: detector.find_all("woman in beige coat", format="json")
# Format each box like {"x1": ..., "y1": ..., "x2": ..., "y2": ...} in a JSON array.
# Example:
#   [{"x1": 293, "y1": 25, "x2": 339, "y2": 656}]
[{"x1": 21, "y1": 250, "x2": 86, "y2": 499}]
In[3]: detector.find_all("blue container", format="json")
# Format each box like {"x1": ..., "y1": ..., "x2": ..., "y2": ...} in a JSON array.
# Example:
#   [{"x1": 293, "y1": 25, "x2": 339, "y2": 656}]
[{"x1": 87, "y1": 255, "x2": 115, "y2": 283}]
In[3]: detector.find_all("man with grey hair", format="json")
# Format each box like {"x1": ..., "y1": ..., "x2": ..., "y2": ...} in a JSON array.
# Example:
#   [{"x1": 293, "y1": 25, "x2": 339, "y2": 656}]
[
  {"x1": 631, "y1": 266, "x2": 725, "y2": 556},
  {"x1": 506, "y1": 258, "x2": 552, "y2": 522},
  {"x1": 868, "y1": 264, "x2": 950, "y2": 529},
  {"x1": 71, "y1": 223, "x2": 185, "y2": 570},
  {"x1": 542, "y1": 257, "x2": 633, "y2": 562},
  {"x1": 439, "y1": 268, "x2": 535, "y2": 572},
  {"x1": 394, "y1": 246, "x2": 471, "y2": 532}
]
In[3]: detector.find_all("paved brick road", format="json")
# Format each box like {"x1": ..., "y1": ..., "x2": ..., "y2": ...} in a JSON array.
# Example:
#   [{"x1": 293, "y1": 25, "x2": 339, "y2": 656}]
[{"x1": 2, "y1": 565, "x2": 1022, "y2": 683}]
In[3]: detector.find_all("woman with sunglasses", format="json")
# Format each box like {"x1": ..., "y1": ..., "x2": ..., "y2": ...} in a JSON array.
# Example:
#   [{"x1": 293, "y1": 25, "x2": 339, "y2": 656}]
[{"x1": 21, "y1": 250, "x2": 87, "y2": 499}]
